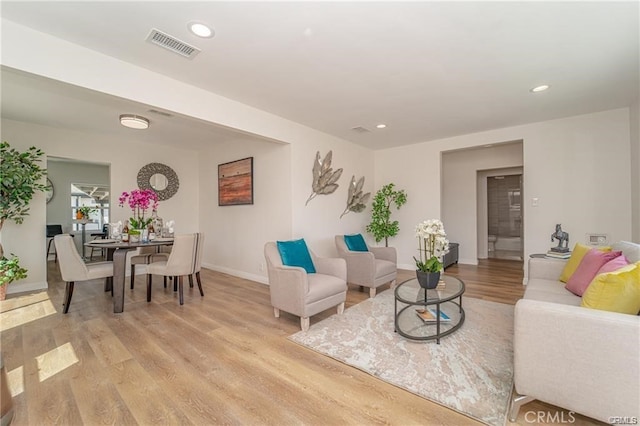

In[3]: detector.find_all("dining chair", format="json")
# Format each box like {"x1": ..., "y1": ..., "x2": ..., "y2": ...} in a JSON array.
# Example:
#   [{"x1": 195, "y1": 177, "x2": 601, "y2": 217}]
[
  {"x1": 189, "y1": 233, "x2": 205, "y2": 290},
  {"x1": 46, "y1": 224, "x2": 67, "y2": 263},
  {"x1": 146, "y1": 233, "x2": 202, "y2": 305},
  {"x1": 54, "y1": 234, "x2": 114, "y2": 314},
  {"x1": 130, "y1": 246, "x2": 168, "y2": 289},
  {"x1": 334, "y1": 234, "x2": 397, "y2": 298},
  {"x1": 89, "y1": 223, "x2": 109, "y2": 260}
]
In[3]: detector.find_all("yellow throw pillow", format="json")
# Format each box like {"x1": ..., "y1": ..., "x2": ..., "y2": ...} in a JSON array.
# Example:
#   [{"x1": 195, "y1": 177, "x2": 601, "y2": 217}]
[
  {"x1": 581, "y1": 262, "x2": 640, "y2": 315},
  {"x1": 559, "y1": 243, "x2": 612, "y2": 283}
]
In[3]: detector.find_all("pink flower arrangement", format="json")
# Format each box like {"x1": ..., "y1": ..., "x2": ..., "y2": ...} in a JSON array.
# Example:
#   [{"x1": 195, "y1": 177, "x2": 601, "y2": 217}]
[{"x1": 119, "y1": 189, "x2": 159, "y2": 229}]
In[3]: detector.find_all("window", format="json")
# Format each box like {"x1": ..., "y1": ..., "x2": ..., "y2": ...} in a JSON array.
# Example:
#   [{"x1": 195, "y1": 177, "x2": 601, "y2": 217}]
[{"x1": 71, "y1": 183, "x2": 109, "y2": 231}]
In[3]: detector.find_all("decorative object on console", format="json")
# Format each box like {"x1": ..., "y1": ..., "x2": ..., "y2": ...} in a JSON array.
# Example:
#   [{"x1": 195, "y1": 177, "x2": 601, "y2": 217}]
[
  {"x1": 305, "y1": 151, "x2": 343, "y2": 206},
  {"x1": 137, "y1": 162, "x2": 179, "y2": 201},
  {"x1": 550, "y1": 223, "x2": 570, "y2": 252},
  {"x1": 340, "y1": 175, "x2": 371, "y2": 218},
  {"x1": 414, "y1": 219, "x2": 449, "y2": 287},
  {"x1": 218, "y1": 157, "x2": 253, "y2": 206},
  {"x1": 366, "y1": 183, "x2": 407, "y2": 247},
  {"x1": 119, "y1": 189, "x2": 159, "y2": 230}
]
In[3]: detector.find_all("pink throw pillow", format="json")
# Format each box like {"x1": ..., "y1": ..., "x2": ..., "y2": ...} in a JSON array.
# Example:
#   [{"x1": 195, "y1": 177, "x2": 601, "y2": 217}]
[
  {"x1": 597, "y1": 255, "x2": 629, "y2": 275},
  {"x1": 565, "y1": 249, "x2": 622, "y2": 296}
]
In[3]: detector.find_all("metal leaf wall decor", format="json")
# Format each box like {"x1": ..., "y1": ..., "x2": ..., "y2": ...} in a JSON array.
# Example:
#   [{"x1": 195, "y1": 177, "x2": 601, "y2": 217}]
[
  {"x1": 340, "y1": 175, "x2": 371, "y2": 218},
  {"x1": 305, "y1": 150, "x2": 343, "y2": 206}
]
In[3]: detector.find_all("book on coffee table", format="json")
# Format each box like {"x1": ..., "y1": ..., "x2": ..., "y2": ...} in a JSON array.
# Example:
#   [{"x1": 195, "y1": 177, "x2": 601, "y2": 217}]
[{"x1": 415, "y1": 308, "x2": 451, "y2": 322}]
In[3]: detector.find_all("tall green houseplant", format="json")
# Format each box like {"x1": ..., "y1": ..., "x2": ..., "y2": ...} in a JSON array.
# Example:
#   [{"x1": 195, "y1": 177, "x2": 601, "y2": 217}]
[
  {"x1": 366, "y1": 183, "x2": 407, "y2": 247},
  {"x1": 0, "y1": 141, "x2": 47, "y2": 292}
]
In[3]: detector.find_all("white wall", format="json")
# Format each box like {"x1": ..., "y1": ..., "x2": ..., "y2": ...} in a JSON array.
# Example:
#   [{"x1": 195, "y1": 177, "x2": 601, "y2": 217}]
[
  {"x1": 630, "y1": 99, "x2": 640, "y2": 242},
  {"x1": 199, "y1": 138, "x2": 292, "y2": 283},
  {"x1": 442, "y1": 142, "x2": 523, "y2": 264},
  {"x1": 376, "y1": 109, "x2": 633, "y2": 276},
  {"x1": 199, "y1": 135, "x2": 375, "y2": 284},
  {"x1": 1, "y1": 118, "x2": 200, "y2": 294},
  {"x1": 290, "y1": 138, "x2": 375, "y2": 257}
]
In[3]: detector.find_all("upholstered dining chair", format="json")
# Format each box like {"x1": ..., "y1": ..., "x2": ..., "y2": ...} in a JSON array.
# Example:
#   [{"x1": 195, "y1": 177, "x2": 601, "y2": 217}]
[
  {"x1": 146, "y1": 233, "x2": 203, "y2": 305},
  {"x1": 189, "y1": 233, "x2": 205, "y2": 290},
  {"x1": 334, "y1": 234, "x2": 397, "y2": 298},
  {"x1": 130, "y1": 246, "x2": 168, "y2": 289},
  {"x1": 264, "y1": 240, "x2": 347, "y2": 331},
  {"x1": 46, "y1": 224, "x2": 70, "y2": 263},
  {"x1": 53, "y1": 234, "x2": 114, "y2": 314}
]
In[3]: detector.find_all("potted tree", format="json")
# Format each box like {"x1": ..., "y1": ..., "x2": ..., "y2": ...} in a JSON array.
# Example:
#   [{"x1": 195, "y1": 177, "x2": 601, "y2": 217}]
[
  {"x1": 0, "y1": 141, "x2": 47, "y2": 300},
  {"x1": 366, "y1": 183, "x2": 407, "y2": 247}
]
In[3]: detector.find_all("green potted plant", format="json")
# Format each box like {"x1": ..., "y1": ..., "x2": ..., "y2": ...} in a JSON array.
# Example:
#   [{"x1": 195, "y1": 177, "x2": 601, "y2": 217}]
[
  {"x1": 0, "y1": 256, "x2": 28, "y2": 300},
  {"x1": 365, "y1": 183, "x2": 407, "y2": 247},
  {"x1": 76, "y1": 206, "x2": 96, "y2": 219},
  {"x1": 0, "y1": 141, "x2": 47, "y2": 300}
]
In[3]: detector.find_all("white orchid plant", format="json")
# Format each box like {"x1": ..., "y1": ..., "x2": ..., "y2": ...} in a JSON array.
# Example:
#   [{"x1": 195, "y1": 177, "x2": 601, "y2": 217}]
[{"x1": 414, "y1": 219, "x2": 449, "y2": 273}]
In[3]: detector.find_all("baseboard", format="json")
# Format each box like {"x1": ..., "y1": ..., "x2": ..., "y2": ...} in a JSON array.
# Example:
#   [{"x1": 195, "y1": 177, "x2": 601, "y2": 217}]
[
  {"x1": 202, "y1": 262, "x2": 268, "y2": 285},
  {"x1": 6, "y1": 280, "x2": 48, "y2": 295}
]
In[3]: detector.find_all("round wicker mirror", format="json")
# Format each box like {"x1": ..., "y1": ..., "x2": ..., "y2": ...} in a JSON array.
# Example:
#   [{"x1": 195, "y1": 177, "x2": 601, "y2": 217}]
[{"x1": 137, "y1": 163, "x2": 179, "y2": 201}]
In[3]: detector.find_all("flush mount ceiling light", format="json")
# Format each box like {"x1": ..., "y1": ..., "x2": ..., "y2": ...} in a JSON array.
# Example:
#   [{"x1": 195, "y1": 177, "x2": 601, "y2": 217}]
[
  {"x1": 120, "y1": 114, "x2": 149, "y2": 130},
  {"x1": 376, "y1": 124, "x2": 387, "y2": 129},
  {"x1": 188, "y1": 21, "x2": 214, "y2": 38},
  {"x1": 530, "y1": 84, "x2": 550, "y2": 93}
]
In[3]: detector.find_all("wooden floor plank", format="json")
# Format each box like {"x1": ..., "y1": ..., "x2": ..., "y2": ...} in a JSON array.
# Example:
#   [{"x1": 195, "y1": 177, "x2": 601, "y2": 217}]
[{"x1": 0, "y1": 258, "x2": 604, "y2": 425}]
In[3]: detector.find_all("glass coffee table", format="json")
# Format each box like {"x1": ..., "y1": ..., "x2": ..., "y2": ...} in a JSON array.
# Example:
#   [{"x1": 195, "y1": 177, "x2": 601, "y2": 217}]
[{"x1": 394, "y1": 275, "x2": 465, "y2": 344}]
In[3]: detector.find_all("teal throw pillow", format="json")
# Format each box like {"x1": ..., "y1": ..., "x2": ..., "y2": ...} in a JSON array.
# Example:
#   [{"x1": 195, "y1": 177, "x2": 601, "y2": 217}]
[
  {"x1": 277, "y1": 239, "x2": 316, "y2": 274},
  {"x1": 344, "y1": 234, "x2": 368, "y2": 252}
]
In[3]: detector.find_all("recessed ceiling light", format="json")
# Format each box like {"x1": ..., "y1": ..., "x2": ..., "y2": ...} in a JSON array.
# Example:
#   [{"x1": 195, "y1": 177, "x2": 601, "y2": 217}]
[
  {"x1": 376, "y1": 124, "x2": 387, "y2": 129},
  {"x1": 120, "y1": 114, "x2": 149, "y2": 130},
  {"x1": 530, "y1": 85, "x2": 550, "y2": 93},
  {"x1": 188, "y1": 21, "x2": 214, "y2": 38}
]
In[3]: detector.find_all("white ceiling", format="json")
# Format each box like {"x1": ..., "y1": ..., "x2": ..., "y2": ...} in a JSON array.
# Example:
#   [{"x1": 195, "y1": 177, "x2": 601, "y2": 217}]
[{"x1": 1, "y1": 1, "x2": 638, "y2": 150}]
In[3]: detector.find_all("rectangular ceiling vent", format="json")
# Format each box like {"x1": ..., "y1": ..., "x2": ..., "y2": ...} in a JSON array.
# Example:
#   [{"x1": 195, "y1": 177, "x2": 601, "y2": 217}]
[
  {"x1": 146, "y1": 28, "x2": 200, "y2": 59},
  {"x1": 351, "y1": 126, "x2": 371, "y2": 133}
]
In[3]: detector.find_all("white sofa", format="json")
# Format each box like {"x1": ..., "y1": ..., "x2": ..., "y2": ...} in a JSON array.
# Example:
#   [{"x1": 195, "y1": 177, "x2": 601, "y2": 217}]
[{"x1": 509, "y1": 241, "x2": 640, "y2": 423}]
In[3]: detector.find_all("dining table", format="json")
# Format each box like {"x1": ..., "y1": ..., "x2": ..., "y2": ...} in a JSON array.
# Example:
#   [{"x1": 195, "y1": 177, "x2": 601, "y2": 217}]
[{"x1": 85, "y1": 238, "x2": 174, "y2": 313}]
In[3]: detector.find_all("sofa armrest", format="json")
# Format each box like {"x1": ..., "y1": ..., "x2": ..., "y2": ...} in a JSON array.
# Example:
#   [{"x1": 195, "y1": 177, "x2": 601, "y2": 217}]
[
  {"x1": 314, "y1": 257, "x2": 347, "y2": 281},
  {"x1": 369, "y1": 246, "x2": 397, "y2": 264},
  {"x1": 527, "y1": 257, "x2": 567, "y2": 281},
  {"x1": 514, "y1": 299, "x2": 640, "y2": 422}
]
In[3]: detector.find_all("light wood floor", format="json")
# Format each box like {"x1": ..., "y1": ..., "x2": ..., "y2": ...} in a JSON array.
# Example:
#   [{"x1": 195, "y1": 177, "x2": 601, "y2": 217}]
[{"x1": 0, "y1": 259, "x2": 603, "y2": 425}]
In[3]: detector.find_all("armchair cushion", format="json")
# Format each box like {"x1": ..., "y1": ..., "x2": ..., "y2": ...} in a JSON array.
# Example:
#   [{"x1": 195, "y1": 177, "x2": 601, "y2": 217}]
[
  {"x1": 307, "y1": 274, "x2": 348, "y2": 303},
  {"x1": 344, "y1": 234, "x2": 368, "y2": 252},
  {"x1": 277, "y1": 239, "x2": 316, "y2": 274}
]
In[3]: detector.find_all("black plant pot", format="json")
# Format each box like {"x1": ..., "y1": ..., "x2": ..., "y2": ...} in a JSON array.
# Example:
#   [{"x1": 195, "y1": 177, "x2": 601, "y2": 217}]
[{"x1": 416, "y1": 270, "x2": 440, "y2": 289}]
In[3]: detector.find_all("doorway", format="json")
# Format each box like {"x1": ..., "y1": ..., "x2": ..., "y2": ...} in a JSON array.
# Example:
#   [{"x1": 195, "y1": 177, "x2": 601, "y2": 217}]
[{"x1": 487, "y1": 174, "x2": 523, "y2": 260}]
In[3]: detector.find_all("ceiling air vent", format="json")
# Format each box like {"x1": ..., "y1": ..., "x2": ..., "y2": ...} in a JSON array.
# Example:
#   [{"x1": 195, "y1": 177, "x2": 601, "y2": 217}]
[
  {"x1": 146, "y1": 28, "x2": 200, "y2": 59},
  {"x1": 351, "y1": 126, "x2": 371, "y2": 133}
]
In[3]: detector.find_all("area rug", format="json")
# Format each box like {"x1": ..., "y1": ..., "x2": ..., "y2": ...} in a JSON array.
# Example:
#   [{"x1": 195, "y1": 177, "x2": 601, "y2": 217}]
[{"x1": 288, "y1": 290, "x2": 514, "y2": 426}]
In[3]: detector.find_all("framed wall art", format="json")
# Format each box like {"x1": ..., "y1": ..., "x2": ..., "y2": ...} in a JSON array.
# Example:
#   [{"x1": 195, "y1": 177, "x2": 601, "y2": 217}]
[{"x1": 218, "y1": 157, "x2": 254, "y2": 206}]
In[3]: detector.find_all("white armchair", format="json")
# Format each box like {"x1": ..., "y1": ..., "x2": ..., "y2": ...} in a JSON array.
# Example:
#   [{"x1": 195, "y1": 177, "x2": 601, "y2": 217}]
[
  {"x1": 334, "y1": 235, "x2": 397, "y2": 298},
  {"x1": 264, "y1": 241, "x2": 347, "y2": 331}
]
